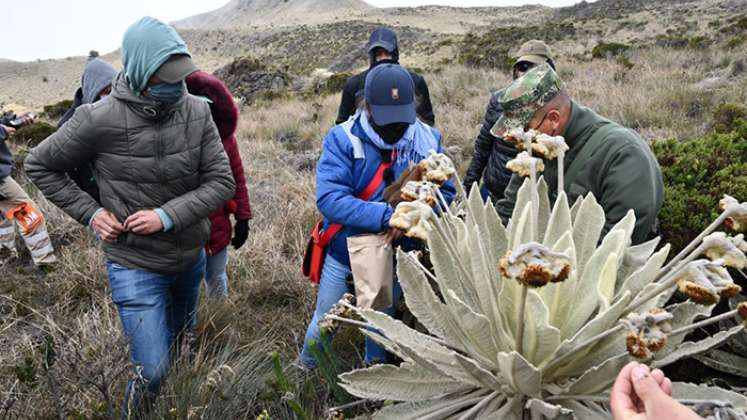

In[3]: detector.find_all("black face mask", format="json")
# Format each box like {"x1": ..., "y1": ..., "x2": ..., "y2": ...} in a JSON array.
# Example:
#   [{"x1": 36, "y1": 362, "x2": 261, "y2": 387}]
[{"x1": 370, "y1": 117, "x2": 409, "y2": 144}]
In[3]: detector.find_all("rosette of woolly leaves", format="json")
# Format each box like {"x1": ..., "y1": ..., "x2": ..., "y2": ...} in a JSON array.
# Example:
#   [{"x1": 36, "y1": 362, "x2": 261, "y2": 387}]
[{"x1": 339, "y1": 178, "x2": 747, "y2": 419}]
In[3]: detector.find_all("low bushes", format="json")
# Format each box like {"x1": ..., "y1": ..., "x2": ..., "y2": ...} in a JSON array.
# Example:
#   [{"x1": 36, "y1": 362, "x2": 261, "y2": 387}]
[
  {"x1": 652, "y1": 119, "x2": 747, "y2": 252},
  {"x1": 591, "y1": 41, "x2": 630, "y2": 59}
]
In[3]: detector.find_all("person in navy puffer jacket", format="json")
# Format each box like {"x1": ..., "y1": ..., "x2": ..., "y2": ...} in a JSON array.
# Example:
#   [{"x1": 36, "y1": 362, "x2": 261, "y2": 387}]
[{"x1": 298, "y1": 64, "x2": 455, "y2": 369}]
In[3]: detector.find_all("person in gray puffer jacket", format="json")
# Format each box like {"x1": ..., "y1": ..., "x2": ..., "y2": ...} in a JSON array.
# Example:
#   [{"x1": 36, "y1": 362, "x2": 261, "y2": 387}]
[{"x1": 25, "y1": 16, "x2": 235, "y2": 417}]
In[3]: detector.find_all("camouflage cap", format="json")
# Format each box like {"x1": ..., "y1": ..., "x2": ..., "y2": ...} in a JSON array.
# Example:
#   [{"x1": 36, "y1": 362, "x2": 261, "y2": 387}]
[
  {"x1": 515, "y1": 39, "x2": 553, "y2": 66},
  {"x1": 491, "y1": 63, "x2": 562, "y2": 136}
]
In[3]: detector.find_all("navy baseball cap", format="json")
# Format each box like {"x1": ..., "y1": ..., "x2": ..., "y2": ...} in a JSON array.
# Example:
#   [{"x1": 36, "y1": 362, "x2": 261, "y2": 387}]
[
  {"x1": 365, "y1": 64, "x2": 416, "y2": 126},
  {"x1": 368, "y1": 27, "x2": 398, "y2": 53}
]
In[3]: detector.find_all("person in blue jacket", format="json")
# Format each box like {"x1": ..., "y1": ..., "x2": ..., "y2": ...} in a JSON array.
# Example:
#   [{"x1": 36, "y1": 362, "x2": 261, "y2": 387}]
[{"x1": 298, "y1": 63, "x2": 455, "y2": 369}]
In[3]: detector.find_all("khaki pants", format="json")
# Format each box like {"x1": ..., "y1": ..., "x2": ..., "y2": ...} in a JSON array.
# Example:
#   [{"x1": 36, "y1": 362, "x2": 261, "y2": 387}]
[{"x1": 0, "y1": 176, "x2": 56, "y2": 265}]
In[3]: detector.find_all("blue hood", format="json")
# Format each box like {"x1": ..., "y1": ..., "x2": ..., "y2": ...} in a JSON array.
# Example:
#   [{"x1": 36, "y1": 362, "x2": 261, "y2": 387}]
[
  {"x1": 121, "y1": 16, "x2": 191, "y2": 95},
  {"x1": 81, "y1": 58, "x2": 118, "y2": 104}
]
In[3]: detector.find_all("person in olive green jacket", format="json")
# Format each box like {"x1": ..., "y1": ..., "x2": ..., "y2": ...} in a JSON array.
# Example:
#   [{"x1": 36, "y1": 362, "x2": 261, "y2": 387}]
[
  {"x1": 494, "y1": 64, "x2": 663, "y2": 245},
  {"x1": 25, "y1": 17, "x2": 235, "y2": 417}
]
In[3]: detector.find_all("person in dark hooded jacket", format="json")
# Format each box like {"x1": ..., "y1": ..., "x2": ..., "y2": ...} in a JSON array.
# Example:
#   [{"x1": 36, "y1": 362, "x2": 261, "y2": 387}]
[
  {"x1": 335, "y1": 26, "x2": 434, "y2": 126},
  {"x1": 462, "y1": 40, "x2": 556, "y2": 203},
  {"x1": 58, "y1": 57, "x2": 118, "y2": 202},
  {"x1": 185, "y1": 70, "x2": 253, "y2": 299}
]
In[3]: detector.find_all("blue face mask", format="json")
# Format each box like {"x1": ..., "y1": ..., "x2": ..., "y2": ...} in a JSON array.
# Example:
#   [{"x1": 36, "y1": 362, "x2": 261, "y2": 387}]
[{"x1": 147, "y1": 81, "x2": 185, "y2": 104}]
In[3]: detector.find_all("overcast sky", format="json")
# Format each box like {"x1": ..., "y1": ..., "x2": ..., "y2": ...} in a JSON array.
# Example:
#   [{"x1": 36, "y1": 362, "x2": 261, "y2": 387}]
[{"x1": 0, "y1": 0, "x2": 591, "y2": 62}]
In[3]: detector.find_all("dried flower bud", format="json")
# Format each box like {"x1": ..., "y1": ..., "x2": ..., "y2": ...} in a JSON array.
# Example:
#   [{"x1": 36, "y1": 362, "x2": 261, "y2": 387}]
[
  {"x1": 532, "y1": 133, "x2": 569, "y2": 160},
  {"x1": 503, "y1": 128, "x2": 540, "y2": 150},
  {"x1": 418, "y1": 152, "x2": 456, "y2": 185},
  {"x1": 622, "y1": 309, "x2": 673, "y2": 360},
  {"x1": 675, "y1": 260, "x2": 742, "y2": 305},
  {"x1": 738, "y1": 302, "x2": 747, "y2": 328},
  {"x1": 499, "y1": 242, "x2": 572, "y2": 288},
  {"x1": 327, "y1": 409, "x2": 345, "y2": 420},
  {"x1": 506, "y1": 151, "x2": 545, "y2": 177},
  {"x1": 390, "y1": 201, "x2": 433, "y2": 241},
  {"x1": 400, "y1": 181, "x2": 439, "y2": 207},
  {"x1": 321, "y1": 293, "x2": 357, "y2": 334},
  {"x1": 719, "y1": 194, "x2": 747, "y2": 233},
  {"x1": 702, "y1": 232, "x2": 747, "y2": 269}
]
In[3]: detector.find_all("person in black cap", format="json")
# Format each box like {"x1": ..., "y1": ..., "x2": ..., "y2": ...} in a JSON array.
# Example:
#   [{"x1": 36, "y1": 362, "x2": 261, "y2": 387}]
[
  {"x1": 463, "y1": 39, "x2": 556, "y2": 202},
  {"x1": 335, "y1": 26, "x2": 435, "y2": 126},
  {"x1": 298, "y1": 63, "x2": 454, "y2": 369}
]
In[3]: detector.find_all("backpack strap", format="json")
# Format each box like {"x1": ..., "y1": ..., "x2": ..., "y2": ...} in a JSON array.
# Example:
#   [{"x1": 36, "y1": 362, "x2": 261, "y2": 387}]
[
  {"x1": 317, "y1": 159, "x2": 392, "y2": 248},
  {"x1": 565, "y1": 123, "x2": 616, "y2": 189},
  {"x1": 340, "y1": 118, "x2": 365, "y2": 160}
]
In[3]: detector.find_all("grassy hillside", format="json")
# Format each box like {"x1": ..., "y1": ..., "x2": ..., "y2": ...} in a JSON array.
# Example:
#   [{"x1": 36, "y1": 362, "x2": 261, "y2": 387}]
[{"x1": 1, "y1": 0, "x2": 747, "y2": 417}]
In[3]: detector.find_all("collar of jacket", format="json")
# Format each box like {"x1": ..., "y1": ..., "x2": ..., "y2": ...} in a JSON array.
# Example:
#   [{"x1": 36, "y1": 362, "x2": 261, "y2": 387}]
[
  {"x1": 560, "y1": 100, "x2": 608, "y2": 162},
  {"x1": 110, "y1": 72, "x2": 184, "y2": 121}
]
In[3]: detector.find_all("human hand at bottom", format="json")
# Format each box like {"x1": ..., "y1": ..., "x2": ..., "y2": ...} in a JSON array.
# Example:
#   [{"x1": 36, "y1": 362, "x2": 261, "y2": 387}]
[{"x1": 611, "y1": 361, "x2": 702, "y2": 420}]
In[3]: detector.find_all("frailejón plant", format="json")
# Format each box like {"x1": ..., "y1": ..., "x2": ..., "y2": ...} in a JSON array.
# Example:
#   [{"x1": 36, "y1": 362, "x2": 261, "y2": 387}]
[{"x1": 330, "y1": 134, "x2": 747, "y2": 419}]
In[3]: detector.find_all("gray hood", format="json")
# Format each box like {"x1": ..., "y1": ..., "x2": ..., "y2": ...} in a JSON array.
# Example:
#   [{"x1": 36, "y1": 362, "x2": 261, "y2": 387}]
[{"x1": 81, "y1": 58, "x2": 117, "y2": 104}]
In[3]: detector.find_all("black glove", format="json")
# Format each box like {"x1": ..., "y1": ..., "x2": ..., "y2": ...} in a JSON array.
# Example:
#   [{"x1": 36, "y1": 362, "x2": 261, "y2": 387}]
[{"x1": 232, "y1": 219, "x2": 250, "y2": 249}]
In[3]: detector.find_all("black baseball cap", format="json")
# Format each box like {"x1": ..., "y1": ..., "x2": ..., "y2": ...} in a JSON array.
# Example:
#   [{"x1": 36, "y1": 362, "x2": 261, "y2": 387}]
[
  {"x1": 368, "y1": 27, "x2": 398, "y2": 54},
  {"x1": 365, "y1": 63, "x2": 416, "y2": 125}
]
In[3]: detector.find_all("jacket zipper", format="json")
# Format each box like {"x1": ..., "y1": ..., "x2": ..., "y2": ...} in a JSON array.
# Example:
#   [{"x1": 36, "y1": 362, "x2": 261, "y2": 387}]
[{"x1": 156, "y1": 118, "x2": 181, "y2": 268}]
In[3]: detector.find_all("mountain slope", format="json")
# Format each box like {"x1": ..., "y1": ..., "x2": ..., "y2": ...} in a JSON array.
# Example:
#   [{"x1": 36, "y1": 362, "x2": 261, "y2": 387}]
[{"x1": 174, "y1": 0, "x2": 372, "y2": 29}]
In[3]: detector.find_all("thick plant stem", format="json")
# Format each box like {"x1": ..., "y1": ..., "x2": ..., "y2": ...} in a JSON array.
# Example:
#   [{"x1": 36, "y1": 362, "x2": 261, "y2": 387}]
[
  {"x1": 659, "y1": 212, "x2": 730, "y2": 277},
  {"x1": 668, "y1": 308, "x2": 741, "y2": 337},
  {"x1": 557, "y1": 152, "x2": 565, "y2": 195},
  {"x1": 325, "y1": 314, "x2": 371, "y2": 329},
  {"x1": 516, "y1": 286, "x2": 529, "y2": 355},
  {"x1": 542, "y1": 324, "x2": 625, "y2": 373},
  {"x1": 625, "y1": 243, "x2": 708, "y2": 313},
  {"x1": 546, "y1": 395, "x2": 724, "y2": 406}
]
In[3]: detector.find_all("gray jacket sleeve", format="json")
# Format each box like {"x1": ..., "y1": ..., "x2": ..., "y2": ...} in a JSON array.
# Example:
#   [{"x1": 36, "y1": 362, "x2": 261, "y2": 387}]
[
  {"x1": 24, "y1": 106, "x2": 102, "y2": 225},
  {"x1": 160, "y1": 114, "x2": 235, "y2": 232}
]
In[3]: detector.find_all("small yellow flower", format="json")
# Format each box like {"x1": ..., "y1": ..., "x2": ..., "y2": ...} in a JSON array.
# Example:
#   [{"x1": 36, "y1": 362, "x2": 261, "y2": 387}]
[
  {"x1": 622, "y1": 309, "x2": 673, "y2": 360},
  {"x1": 702, "y1": 232, "x2": 747, "y2": 269},
  {"x1": 400, "y1": 181, "x2": 439, "y2": 207},
  {"x1": 419, "y1": 152, "x2": 456, "y2": 185},
  {"x1": 499, "y1": 242, "x2": 572, "y2": 288},
  {"x1": 506, "y1": 152, "x2": 545, "y2": 177},
  {"x1": 675, "y1": 260, "x2": 742, "y2": 305},
  {"x1": 390, "y1": 201, "x2": 433, "y2": 240},
  {"x1": 719, "y1": 194, "x2": 747, "y2": 233},
  {"x1": 531, "y1": 133, "x2": 569, "y2": 160}
]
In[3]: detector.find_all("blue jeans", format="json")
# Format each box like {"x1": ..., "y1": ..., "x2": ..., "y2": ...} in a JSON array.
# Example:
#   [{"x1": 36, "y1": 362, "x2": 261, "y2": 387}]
[
  {"x1": 300, "y1": 253, "x2": 401, "y2": 368},
  {"x1": 205, "y1": 247, "x2": 229, "y2": 298},
  {"x1": 107, "y1": 251, "x2": 205, "y2": 418}
]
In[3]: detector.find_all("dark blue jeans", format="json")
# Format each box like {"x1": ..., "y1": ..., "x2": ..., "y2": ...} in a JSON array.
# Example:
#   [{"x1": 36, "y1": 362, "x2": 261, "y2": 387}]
[{"x1": 107, "y1": 251, "x2": 205, "y2": 418}]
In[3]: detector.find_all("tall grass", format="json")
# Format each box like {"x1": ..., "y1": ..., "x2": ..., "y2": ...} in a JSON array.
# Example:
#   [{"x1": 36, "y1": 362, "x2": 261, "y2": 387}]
[{"x1": 1, "y1": 42, "x2": 746, "y2": 418}]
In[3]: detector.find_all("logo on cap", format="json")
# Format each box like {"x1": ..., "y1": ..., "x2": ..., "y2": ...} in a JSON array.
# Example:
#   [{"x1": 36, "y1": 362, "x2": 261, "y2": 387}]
[{"x1": 391, "y1": 88, "x2": 400, "y2": 101}]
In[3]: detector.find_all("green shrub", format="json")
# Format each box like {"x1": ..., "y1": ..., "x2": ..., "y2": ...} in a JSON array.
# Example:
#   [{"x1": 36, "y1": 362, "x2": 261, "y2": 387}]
[
  {"x1": 652, "y1": 121, "x2": 747, "y2": 252},
  {"x1": 13, "y1": 122, "x2": 56, "y2": 147},
  {"x1": 42, "y1": 99, "x2": 72, "y2": 119},
  {"x1": 712, "y1": 103, "x2": 747, "y2": 134},
  {"x1": 591, "y1": 41, "x2": 630, "y2": 59}
]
